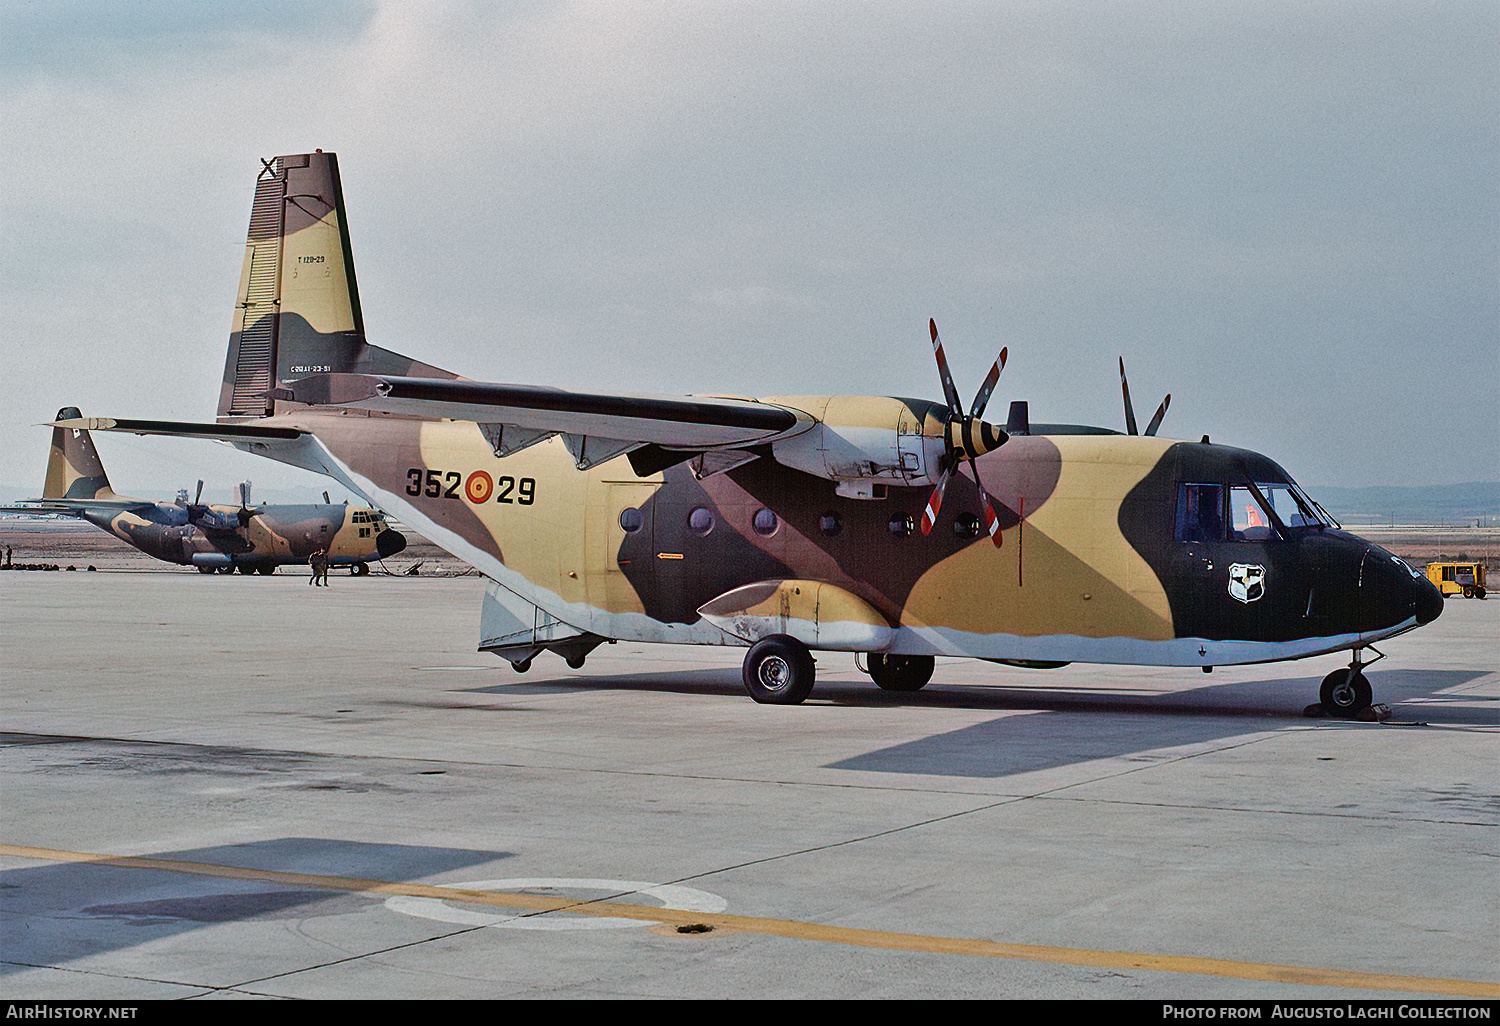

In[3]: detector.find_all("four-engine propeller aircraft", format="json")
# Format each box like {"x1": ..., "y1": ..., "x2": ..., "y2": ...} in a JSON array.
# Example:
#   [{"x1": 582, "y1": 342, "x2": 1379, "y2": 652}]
[
  {"x1": 3, "y1": 408, "x2": 406, "y2": 575},
  {"x1": 64, "y1": 151, "x2": 1442, "y2": 716}
]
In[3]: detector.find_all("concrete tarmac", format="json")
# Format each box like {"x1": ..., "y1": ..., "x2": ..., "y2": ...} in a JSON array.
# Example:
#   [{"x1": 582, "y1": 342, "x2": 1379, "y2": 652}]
[{"x1": 1, "y1": 569, "x2": 1496, "y2": 999}]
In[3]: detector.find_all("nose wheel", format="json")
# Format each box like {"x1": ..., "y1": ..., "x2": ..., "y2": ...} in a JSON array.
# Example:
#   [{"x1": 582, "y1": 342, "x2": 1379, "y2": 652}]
[
  {"x1": 1317, "y1": 647, "x2": 1383, "y2": 718},
  {"x1": 1319, "y1": 668, "x2": 1372, "y2": 718}
]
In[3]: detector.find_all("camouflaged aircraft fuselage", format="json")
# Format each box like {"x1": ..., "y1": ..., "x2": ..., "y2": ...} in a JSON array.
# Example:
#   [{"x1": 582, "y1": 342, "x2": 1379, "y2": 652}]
[{"x1": 65, "y1": 151, "x2": 1442, "y2": 705}]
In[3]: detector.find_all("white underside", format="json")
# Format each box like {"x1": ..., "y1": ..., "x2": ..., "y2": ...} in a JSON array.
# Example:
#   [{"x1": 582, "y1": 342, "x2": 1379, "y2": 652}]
[{"x1": 263, "y1": 436, "x2": 1416, "y2": 670}]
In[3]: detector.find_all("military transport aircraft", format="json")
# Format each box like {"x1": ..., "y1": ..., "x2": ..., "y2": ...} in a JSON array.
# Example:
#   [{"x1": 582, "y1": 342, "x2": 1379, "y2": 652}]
[
  {"x1": 64, "y1": 151, "x2": 1442, "y2": 716},
  {"x1": 3, "y1": 407, "x2": 405, "y2": 575}
]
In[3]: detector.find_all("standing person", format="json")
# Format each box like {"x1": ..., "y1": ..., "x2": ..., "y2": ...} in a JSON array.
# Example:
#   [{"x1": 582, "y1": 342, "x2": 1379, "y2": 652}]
[{"x1": 309, "y1": 548, "x2": 329, "y2": 586}]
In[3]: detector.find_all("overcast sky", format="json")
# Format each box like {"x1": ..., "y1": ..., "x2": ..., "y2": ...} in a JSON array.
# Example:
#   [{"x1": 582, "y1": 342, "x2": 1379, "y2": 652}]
[{"x1": 1, "y1": 0, "x2": 1494, "y2": 503}]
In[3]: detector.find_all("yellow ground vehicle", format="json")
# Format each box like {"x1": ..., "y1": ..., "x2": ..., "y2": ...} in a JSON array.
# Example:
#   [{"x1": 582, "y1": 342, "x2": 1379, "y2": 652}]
[{"x1": 1425, "y1": 562, "x2": 1487, "y2": 599}]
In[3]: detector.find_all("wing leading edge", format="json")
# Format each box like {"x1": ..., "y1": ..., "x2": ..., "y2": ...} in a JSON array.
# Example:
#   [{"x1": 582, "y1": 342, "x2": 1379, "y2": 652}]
[{"x1": 286, "y1": 373, "x2": 809, "y2": 446}]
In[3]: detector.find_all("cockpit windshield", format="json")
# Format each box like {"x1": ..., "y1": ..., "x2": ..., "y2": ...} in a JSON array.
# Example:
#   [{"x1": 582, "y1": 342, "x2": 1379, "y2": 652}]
[{"x1": 1177, "y1": 477, "x2": 1327, "y2": 543}]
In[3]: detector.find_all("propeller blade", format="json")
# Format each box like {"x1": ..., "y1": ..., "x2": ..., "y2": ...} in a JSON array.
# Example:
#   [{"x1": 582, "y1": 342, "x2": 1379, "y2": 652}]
[
  {"x1": 969, "y1": 348, "x2": 1007, "y2": 419},
  {"x1": 968, "y1": 458, "x2": 1004, "y2": 548},
  {"x1": 1119, "y1": 357, "x2": 1138, "y2": 436},
  {"x1": 1144, "y1": 394, "x2": 1171, "y2": 436},
  {"x1": 919, "y1": 465, "x2": 953, "y2": 536},
  {"x1": 929, "y1": 319, "x2": 964, "y2": 418},
  {"x1": 194, "y1": 479, "x2": 204, "y2": 505}
]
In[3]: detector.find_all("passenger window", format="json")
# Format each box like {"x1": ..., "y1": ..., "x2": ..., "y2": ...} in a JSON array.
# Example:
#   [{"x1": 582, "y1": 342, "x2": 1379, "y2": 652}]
[{"x1": 1175, "y1": 484, "x2": 1225, "y2": 542}]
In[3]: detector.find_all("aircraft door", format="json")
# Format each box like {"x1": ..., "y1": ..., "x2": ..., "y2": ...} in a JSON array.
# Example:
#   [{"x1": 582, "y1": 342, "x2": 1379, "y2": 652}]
[{"x1": 586, "y1": 481, "x2": 659, "y2": 613}]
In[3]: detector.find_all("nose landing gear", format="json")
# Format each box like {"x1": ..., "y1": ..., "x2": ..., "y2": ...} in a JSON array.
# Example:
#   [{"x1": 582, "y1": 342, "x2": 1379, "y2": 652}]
[{"x1": 1315, "y1": 647, "x2": 1387, "y2": 719}]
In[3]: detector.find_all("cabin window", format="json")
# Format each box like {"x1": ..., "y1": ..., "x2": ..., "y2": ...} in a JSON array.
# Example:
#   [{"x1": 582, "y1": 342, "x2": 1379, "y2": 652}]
[
  {"x1": 619, "y1": 507, "x2": 643, "y2": 533},
  {"x1": 953, "y1": 513, "x2": 981, "y2": 539},
  {"x1": 1175, "y1": 484, "x2": 1225, "y2": 542},
  {"x1": 752, "y1": 508, "x2": 779, "y2": 537},
  {"x1": 688, "y1": 507, "x2": 715, "y2": 536}
]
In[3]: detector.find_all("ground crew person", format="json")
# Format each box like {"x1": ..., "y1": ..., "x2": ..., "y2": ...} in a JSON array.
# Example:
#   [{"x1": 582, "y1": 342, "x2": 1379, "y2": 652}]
[{"x1": 309, "y1": 548, "x2": 329, "y2": 586}]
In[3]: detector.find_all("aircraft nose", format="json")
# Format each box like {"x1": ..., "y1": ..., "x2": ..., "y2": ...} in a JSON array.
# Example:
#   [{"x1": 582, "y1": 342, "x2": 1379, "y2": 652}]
[
  {"x1": 1414, "y1": 572, "x2": 1444, "y2": 625},
  {"x1": 377, "y1": 529, "x2": 407, "y2": 558}
]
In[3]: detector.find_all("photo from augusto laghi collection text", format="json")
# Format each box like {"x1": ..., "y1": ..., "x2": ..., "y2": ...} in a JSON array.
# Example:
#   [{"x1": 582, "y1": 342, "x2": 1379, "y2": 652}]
[{"x1": 1161, "y1": 1005, "x2": 1493, "y2": 1020}]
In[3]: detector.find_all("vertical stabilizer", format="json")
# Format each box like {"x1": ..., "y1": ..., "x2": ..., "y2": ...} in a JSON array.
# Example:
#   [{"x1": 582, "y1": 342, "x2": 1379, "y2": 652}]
[
  {"x1": 219, "y1": 151, "x2": 454, "y2": 419},
  {"x1": 44, "y1": 407, "x2": 120, "y2": 500}
]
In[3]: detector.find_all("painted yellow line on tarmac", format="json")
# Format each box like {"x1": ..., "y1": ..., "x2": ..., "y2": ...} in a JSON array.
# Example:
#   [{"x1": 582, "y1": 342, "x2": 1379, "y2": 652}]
[{"x1": 5, "y1": 843, "x2": 1496, "y2": 998}]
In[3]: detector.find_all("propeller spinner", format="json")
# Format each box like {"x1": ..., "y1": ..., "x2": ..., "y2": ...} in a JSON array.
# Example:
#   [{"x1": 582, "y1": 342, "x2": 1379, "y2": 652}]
[{"x1": 919, "y1": 319, "x2": 1010, "y2": 546}]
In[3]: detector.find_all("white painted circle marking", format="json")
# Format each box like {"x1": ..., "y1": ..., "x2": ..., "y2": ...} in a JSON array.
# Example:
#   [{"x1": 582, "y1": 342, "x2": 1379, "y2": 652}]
[{"x1": 384, "y1": 877, "x2": 727, "y2": 931}]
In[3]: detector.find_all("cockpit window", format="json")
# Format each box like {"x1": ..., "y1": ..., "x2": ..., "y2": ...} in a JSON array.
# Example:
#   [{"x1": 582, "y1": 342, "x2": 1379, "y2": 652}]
[
  {"x1": 1178, "y1": 478, "x2": 1327, "y2": 544},
  {"x1": 1255, "y1": 482, "x2": 1325, "y2": 529},
  {"x1": 1229, "y1": 486, "x2": 1275, "y2": 540},
  {"x1": 1176, "y1": 484, "x2": 1225, "y2": 542}
]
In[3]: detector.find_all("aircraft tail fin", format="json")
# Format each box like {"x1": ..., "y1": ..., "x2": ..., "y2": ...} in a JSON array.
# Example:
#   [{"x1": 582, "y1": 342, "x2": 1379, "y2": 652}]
[
  {"x1": 43, "y1": 407, "x2": 120, "y2": 500},
  {"x1": 219, "y1": 151, "x2": 455, "y2": 419}
]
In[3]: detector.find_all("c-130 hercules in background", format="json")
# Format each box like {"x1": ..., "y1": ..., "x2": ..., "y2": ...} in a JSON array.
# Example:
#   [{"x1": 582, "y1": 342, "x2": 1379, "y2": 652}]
[
  {"x1": 66, "y1": 151, "x2": 1442, "y2": 716},
  {"x1": 4, "y1": 407, "x2": 406, "y2": 575}
]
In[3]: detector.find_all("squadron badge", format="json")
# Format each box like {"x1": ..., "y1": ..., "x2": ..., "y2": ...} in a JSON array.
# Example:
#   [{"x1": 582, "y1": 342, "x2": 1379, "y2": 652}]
[{"x1": 1228, "y1": 563, "x2": 1267, "y2": 604}]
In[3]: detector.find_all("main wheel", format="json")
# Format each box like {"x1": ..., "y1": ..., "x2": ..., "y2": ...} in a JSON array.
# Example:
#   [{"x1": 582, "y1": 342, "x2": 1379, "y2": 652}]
[
  {"x1": 197, "y1": 566, "x2": 216, "y2": 575},
  {"x1": 1319, "y1": 668, "x2": 1372, "y2": 718},
  {"x1": 352, "y1": 562, "x2": 370, "y2": 576},
  {"x1": 743, "y1": 635, "x2": 816, "y2": 705},
  {"x1": 867, "y1": 653, "x2": 935, "y2": 692},
  {"x1": 257, "y1": 565, "x2": 275, "y2": 576},
  {"x1": 1462, "y1": 585, "x2": 1474, "y2": 598},
  {"x1": 1477, "y1": 586, "x2": 1487, "y2": 599}
]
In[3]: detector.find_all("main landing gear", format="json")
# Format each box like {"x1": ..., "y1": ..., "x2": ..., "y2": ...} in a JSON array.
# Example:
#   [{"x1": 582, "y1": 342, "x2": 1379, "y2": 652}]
[
  {"x1": 742, "y1": 635, "x2": 816, "y2": 704},
  {"x1": 1316, "y1": 647, "x2": 1385, "y2": 719},
  {"x1": 739, "y1": 643, "x2": 942, "y2": 704},
  {"x1": 864, "y1": 653, "x2": 935, "y2": 692}
]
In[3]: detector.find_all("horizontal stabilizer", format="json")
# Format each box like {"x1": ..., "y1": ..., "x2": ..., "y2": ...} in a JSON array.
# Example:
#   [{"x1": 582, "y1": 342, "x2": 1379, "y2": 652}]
[
  {"x1": 0, "y1": 499, "x2": 155, "y2": 517},
  {"x1": 49, "y1": 417, "x2": 372, "y2": 505},
  {"x1": 50, "y1": 417, "x2": 306, "y2": 442}
]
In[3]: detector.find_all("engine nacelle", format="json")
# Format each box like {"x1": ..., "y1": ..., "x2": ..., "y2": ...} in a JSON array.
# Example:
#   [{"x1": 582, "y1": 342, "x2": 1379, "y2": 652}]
[{"x1": 766, "y1": 396, "x2": 949, "y2": 494}]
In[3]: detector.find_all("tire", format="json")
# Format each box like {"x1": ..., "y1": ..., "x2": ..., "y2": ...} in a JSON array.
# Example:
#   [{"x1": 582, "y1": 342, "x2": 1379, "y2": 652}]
[
  {"x1": 257, "y1": 566, "x2": 275, "y2": 576},
  {"x1": 1477, "y1": 586, "x2": 1486, "y2": 600},
  {"x1": 867, "y1": 653, "x2": 935, "y2": 692},
  {"x1": 197, "y1": 566, "x2": 216, "y2": 575},
  {"x1": 1319, "y1": 668, "x2": 1372, "y2": 718},
  {"x1": 742, "y1": 635, "x2": 816, "y2": 705},
  {"x1": 1462, "y1": 586, "x2": 1473, "y2": 599},
  {"x1": 352, "y1": 562, "x2": 370, "y2": 577}
]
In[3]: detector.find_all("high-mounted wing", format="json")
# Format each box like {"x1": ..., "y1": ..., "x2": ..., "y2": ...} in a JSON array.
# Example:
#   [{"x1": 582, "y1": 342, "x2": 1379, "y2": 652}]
[{"x1": 285, "y1": 373, "x2": 810, "y2": 456}]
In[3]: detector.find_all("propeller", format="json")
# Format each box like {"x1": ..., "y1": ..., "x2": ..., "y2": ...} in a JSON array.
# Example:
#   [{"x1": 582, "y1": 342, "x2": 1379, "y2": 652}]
[
  {"x1": 919, "y1": 319, "x2": 1010, "y2": 546},
  {"x1": 237, "y1": 480, "x2": 258, "y2": 528},
  {"x1": 1119, "y1": 357, "x2": 1170, "y2": 437},
  {"x1": 185, "y1": 479, "x2": 209, "y2": 525}
]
